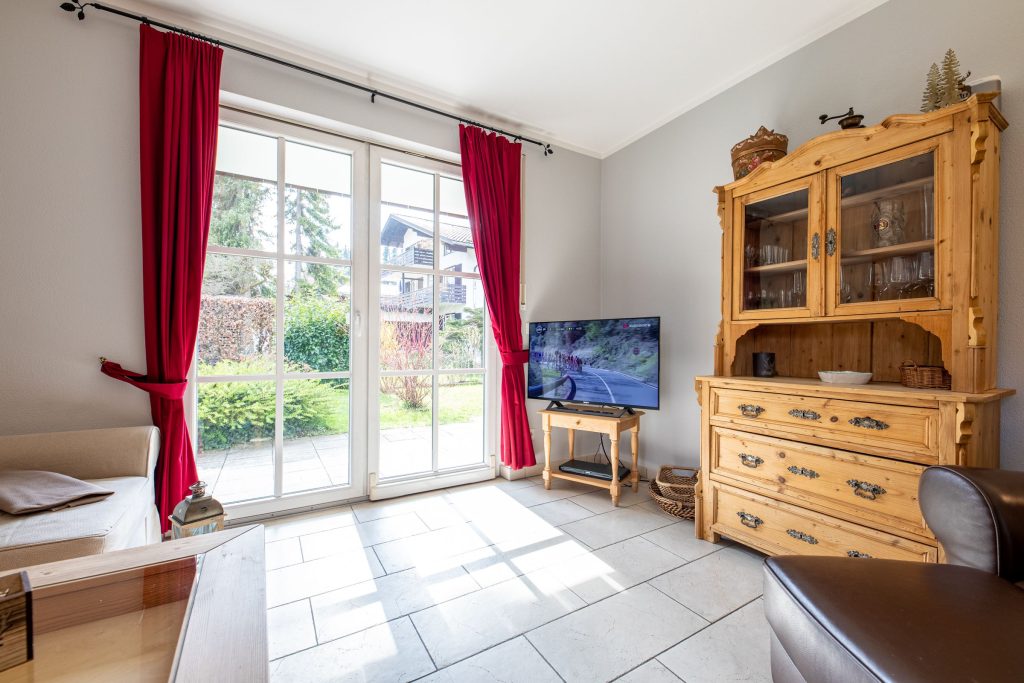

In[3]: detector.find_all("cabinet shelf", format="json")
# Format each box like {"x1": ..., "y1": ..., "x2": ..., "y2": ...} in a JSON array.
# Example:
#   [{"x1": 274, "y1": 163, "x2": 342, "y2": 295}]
[
  {"x1": 839, "y1": 176, "x2": 933, "y2": 209},
  {"x1": 745, "y1": 260, "x2": 808, "y2": 274},
  {"x1": 745, "y1": 176, "x2": 934, "y2": 228},
  {"x1": 840, "y1": 239, "x2": 934, "y2": 265}
]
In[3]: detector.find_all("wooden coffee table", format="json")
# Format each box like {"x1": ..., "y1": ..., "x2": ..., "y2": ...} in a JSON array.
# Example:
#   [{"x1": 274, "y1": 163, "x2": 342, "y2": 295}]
[{"x1": 0, "y1": 525, "x2": 266, "y2": 682}]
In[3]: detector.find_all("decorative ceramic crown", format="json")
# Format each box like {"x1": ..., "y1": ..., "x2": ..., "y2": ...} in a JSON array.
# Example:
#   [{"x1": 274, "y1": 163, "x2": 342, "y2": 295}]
[{"x1": 730, "y1": 127, "x2": 789, "y2": 157}]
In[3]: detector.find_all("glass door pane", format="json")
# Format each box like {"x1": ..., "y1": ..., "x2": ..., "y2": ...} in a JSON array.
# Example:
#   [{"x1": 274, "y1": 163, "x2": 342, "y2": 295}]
[
  {"x1": 197, "y1": 115, "x2": 367, "y2": 514},
  {"x1": 371, "y1": 150, "x2": 491, "y2": 494},
  {"x1": 837, "y1": 152, "x2": 935, "y2": 305},
  {"x1": 741, "y1": 188, "x2": 809, "y2": 312}
]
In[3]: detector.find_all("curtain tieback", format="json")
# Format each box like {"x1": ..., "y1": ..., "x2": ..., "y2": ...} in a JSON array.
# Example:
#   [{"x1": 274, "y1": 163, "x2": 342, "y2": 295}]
[
  {"x1": 500, "y1": 350, "x2": 530, "y2": 366},
  {"x1": 100, "y1": 358, "x2": 187, "y2": 400}
]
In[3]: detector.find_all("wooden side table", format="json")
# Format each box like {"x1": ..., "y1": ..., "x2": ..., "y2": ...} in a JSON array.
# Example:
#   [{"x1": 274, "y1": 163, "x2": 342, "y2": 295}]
[{"x1": 540, "y1": 408, "x2": 643, "y2": 506}]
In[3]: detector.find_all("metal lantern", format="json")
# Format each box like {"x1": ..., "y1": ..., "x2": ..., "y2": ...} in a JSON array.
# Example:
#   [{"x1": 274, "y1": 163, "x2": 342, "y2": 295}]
[{"x1": 168, "y1": 481, "x2": 225, "y2": 539}]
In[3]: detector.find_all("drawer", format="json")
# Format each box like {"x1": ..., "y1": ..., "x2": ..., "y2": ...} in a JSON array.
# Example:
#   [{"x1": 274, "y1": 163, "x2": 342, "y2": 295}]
[
  {"x1": 710, "y1": 388, "x2": 938, "y2": 462},
  {"x1": 711, "y1": 484, "x2": 936, "y2": 563},
  {"x1": 711, "y1": 428, "x2": 928, "y2": 537}
]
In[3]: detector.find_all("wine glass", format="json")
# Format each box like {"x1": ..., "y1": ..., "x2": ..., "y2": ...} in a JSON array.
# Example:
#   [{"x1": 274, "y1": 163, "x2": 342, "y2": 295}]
[
  {"x1": 890, "y1": 257, "x2": 912, "y2": 298},
  {"x1": 839, "y1": 267, "x2": 852, "y2": 303},
  {"x1": 792, "y1": 271, "x2": 805, "y2": 307},
  {"x1": 872, "y1": 261, "x2": 890, "y2": 300},
  {"x1": 921, "y1": 185, "x2": 934, "y2": 240},
  {"x1": 919, "y1": 251, "x2": 935, "y2": 296}
]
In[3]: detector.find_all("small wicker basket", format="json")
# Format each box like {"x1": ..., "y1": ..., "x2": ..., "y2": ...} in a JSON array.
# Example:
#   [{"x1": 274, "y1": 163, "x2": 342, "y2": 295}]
[
  {"x1": 649, "y1": 466, "x2": 699, "y2": 520},
  {"x1": 899, "y1": 360, "x2": 951, "y2": 390}
]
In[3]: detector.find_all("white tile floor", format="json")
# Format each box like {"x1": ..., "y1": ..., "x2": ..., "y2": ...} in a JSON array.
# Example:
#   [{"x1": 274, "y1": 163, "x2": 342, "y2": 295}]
[{"x1": 261, "y1": 475, "x2": 772, "y2": 682}]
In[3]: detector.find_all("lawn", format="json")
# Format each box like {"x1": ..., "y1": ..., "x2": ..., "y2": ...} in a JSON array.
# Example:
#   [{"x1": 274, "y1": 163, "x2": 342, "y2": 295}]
[{"x1": 320, "y1": 381, "x2": 484, "y2": 432}]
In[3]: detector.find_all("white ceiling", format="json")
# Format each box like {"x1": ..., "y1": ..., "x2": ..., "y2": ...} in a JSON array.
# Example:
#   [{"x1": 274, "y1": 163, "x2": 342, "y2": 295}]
[{"x1": 125, "y1": 0, "x2": 888, "y2": 157}]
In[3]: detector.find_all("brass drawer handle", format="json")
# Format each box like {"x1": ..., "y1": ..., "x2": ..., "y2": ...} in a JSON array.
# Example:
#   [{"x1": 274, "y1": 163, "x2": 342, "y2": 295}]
[
  {"x1": 738, "y1": 453, "x2": 764, "y2": 469},
  {"x1": 737, "y1": 511, "x2": 763, "y2": 529},
  {"x1": 847, "y1": 550, "x2": 873, "y2": 559},
  {"x1": 825, "y1": 227, "x2": 837, "y2": 257},
  {"x1": 738, "y1": 404, "x2": 765, "y2": 418},
  {"x1": 788, "y1": 408, "x2": 821, "y2": 421},
  {"x1": 849, "y1": 416, "x2": 890, "y2": 430},
  {"x1": 811, "y1": 233, "x2": 821, "y2": 260},
  {"x1": 787, "y1": 529, "x2": 819, "y2": 545},
  {"x1": 787, "y1": 465, "x2": 820, "y2": 479},
  {"x1": 847, "y1": 479, "x2": 887, "y2": 500}
]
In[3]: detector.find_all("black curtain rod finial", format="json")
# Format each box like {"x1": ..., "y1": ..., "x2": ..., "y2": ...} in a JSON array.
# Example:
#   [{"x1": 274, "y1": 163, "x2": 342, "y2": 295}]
[{"x1": 58, "y1": 0, "x2": 88, "y2": 20}]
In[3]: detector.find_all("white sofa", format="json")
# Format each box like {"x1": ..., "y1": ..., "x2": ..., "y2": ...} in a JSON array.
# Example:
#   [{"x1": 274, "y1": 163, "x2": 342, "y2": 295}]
[{"x1": 0, "y1": 426, "x2": 161, "y2": 570}]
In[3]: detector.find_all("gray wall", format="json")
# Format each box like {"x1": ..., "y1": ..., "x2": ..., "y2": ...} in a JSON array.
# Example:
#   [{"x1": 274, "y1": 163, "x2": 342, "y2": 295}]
[
  {"x1": 0, "y1": 0, "x2": 602, "y2": 467},
  {"x1": 601, "y1": 0, "x2": 1024, "y2": 470}
]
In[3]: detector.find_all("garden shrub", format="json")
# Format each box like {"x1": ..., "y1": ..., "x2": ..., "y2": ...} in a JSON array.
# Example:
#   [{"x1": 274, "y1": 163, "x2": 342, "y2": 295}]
[
  {"x1": 284, "y1": 293, "x2": 350, "y2": 373},
  {"x1": 197, "y1": 359, "x2": 341, "y2": 450}
]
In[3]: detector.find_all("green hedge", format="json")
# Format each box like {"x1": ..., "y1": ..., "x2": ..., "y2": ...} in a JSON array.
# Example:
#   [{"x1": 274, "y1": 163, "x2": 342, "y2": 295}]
[{"x1": 285, "y1": 294, "x2": 349, "y2": 373}]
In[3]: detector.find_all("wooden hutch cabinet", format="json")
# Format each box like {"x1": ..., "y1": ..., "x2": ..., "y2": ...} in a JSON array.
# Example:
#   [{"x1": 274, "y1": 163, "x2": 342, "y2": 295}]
[{"x1": 696, "y1": 94, "x2": 1013, "y2": 562}]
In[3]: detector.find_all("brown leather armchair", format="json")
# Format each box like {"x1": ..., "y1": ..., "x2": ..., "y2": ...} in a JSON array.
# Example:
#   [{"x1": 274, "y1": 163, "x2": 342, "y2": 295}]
[{"x1": 763, "y1": 466, "x2": 1024, "y2": 682}]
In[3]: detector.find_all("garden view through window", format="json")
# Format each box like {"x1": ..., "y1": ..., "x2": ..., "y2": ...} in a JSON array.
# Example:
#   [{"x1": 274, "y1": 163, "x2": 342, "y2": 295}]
[{"x1": 195, "y1": 123, "x2": 488, "y2": 507}]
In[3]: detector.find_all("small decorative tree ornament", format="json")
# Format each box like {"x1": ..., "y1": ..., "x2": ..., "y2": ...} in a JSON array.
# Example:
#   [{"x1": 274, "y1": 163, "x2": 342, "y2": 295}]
[
  {"x1": 921, "y1": 63, "x2": 942, "y2": 112},
  {"x1": 923, "y1": 49, "x2": 972, "y2": 112},
  {"x1": 169, "y1": 481, "x2": 225, "y2": 539}
]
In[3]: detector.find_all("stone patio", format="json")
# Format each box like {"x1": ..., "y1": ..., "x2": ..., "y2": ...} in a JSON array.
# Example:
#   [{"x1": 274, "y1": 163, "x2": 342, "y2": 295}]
[{"x1": 197, "y1": 421, "x2": 484, "y2": 504}]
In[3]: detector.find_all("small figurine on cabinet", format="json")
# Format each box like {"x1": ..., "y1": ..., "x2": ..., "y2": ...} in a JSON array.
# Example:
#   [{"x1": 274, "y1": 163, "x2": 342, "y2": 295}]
[
  {"x1": 921, "y1": 49, "x2": 971, "y2": 112},
  {"x1": 871, "y1": 199, "x2": 906, "y2": 247}
]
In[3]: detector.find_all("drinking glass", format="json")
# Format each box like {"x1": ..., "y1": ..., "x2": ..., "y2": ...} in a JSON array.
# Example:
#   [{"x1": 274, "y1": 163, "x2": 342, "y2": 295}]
[
  {"x1": 872, "y1": 261, "x2": 890, "y2": 300},
  {"x1": 890, "y1": 257, "x2": 912, "y2": 298},
  {"x1": 839, "y1": 267, "x2": 852, "y2": 303},
  {"x1": 919, "y1": 251, "x2": 935, "y2": 296},
  {"x1": 921, "y1": 185, "x2": 934, "y2": 240}
]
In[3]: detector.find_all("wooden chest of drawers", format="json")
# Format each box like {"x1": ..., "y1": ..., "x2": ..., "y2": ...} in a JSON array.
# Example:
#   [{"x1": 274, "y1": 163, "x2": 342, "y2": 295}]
[{"x1": 696, "y1": 377, "x2": 1011, "y2": 562}]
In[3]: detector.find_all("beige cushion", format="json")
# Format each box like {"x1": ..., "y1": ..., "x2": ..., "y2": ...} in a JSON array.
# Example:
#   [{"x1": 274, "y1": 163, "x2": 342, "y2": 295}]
[
  {"x1": 0, "y1": 427, "x2": 159, "y2": 480},
  {"x1": 0, "y1": 470, "x2": 114, "y2": 514},
  {"x1": 0, "y1": 476, "x2": 155, "y2": 570}
]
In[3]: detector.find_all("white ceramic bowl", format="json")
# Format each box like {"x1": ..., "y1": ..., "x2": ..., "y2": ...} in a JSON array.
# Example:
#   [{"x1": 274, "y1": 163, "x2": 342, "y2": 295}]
[{"x1": 818, "y1": 371, "x2": 873, "y2": 385}]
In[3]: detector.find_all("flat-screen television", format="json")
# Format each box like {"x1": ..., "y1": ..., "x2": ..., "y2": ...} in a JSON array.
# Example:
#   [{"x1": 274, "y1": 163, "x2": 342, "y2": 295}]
[{"x1": 527, "y1": 317, "x2": 660, "y2": 409}]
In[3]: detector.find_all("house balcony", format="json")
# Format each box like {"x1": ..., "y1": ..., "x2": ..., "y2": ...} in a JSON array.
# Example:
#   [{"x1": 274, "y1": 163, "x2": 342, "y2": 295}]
[{"x1": 383, "y1": 283, "x2": 467, "y2": 310}]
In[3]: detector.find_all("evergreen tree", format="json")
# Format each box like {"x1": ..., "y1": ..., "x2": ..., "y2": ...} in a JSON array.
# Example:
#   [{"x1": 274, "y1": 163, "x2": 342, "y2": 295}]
[
  {"x1": 286, "y1": 188, "x2": 347, "y2": 294},
  {"x1": 938, "y1": 48, "x2": 964, "y2": 108},
  {"x1": 204, "y1": 174, "x2": 275, "y2": 297},
  {"x1": 921, "y1": 63, "x2": 941, "y2": 112},
  {"x1": 209, "y1": 175, "x2": 273, "y2": 249}
]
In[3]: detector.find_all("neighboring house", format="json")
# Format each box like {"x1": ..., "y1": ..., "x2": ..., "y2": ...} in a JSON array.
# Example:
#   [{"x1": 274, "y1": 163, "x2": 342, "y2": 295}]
[{"x1": 380, "y1": 214, "x2": 480, "y2": 321}]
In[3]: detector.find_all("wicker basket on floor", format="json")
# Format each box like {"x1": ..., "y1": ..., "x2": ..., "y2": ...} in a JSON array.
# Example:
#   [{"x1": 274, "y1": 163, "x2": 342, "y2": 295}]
[{"x1": 649, "y1": 466, "x2": 699, "y2": 520}]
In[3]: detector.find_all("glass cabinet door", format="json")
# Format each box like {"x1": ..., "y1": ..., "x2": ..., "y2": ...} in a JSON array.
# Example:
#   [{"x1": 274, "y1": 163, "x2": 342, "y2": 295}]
[
  {"x1": 737, "y1": 183, "x2": 817, "y2": 317},
  {"x1": 831, "y1": 148, "x2": 940, "y2": 312}
]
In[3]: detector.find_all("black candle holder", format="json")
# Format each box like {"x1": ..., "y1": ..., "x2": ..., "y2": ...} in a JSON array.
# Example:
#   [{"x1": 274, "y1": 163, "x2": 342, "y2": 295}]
[{"x1": 753, "y1": 352, "x2": 777, "y2": 378}]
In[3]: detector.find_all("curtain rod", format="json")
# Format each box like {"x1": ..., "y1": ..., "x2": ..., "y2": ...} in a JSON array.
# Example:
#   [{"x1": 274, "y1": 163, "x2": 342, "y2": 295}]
[{"x1": 59, "y1": 1, "x2": 554, "y2": 156}]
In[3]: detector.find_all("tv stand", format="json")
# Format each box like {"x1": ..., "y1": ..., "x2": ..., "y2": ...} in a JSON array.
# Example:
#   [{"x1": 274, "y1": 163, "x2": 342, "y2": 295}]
[
  {"x1": 545, "y1": 401, "x2": 637, "y2": 418},
  {"x1": 539, "y1": 407, "x2": 644, "y2": 506}
]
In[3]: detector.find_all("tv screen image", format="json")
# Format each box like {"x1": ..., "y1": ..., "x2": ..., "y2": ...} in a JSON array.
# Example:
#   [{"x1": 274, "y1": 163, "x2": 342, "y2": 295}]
[{"x1": 527, "y1": 317, "x2": 660, "y2": 409}]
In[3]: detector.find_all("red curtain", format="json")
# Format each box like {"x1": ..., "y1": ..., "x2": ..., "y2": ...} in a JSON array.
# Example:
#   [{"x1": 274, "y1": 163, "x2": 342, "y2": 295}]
[
  {"x1": 459, "y1": 125, "x2": 536, "y2": 469},
  {"x1": 102, "y1": 25, "x2": 223, "y2": 531}
]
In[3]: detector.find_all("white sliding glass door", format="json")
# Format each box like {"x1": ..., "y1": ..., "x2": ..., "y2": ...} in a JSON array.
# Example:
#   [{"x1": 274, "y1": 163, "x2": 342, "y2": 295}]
[
  {"x1": 194, "y1": 111, "x2": 369, "y2": 517},
  {"x1": 368, "y1": 149, "x2": 496, "y2": 500}
]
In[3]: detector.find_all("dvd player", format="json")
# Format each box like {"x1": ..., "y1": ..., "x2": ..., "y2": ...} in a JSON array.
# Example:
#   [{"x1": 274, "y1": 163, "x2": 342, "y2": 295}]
[{"x1": 559, "y1": 460, "x2": 631, "y2": 482}]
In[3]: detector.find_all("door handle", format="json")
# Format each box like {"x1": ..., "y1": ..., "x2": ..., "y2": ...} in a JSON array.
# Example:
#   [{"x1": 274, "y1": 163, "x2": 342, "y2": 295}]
[{"x1": 354, "y1": 310, "x2": 362, "y2": 336}]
